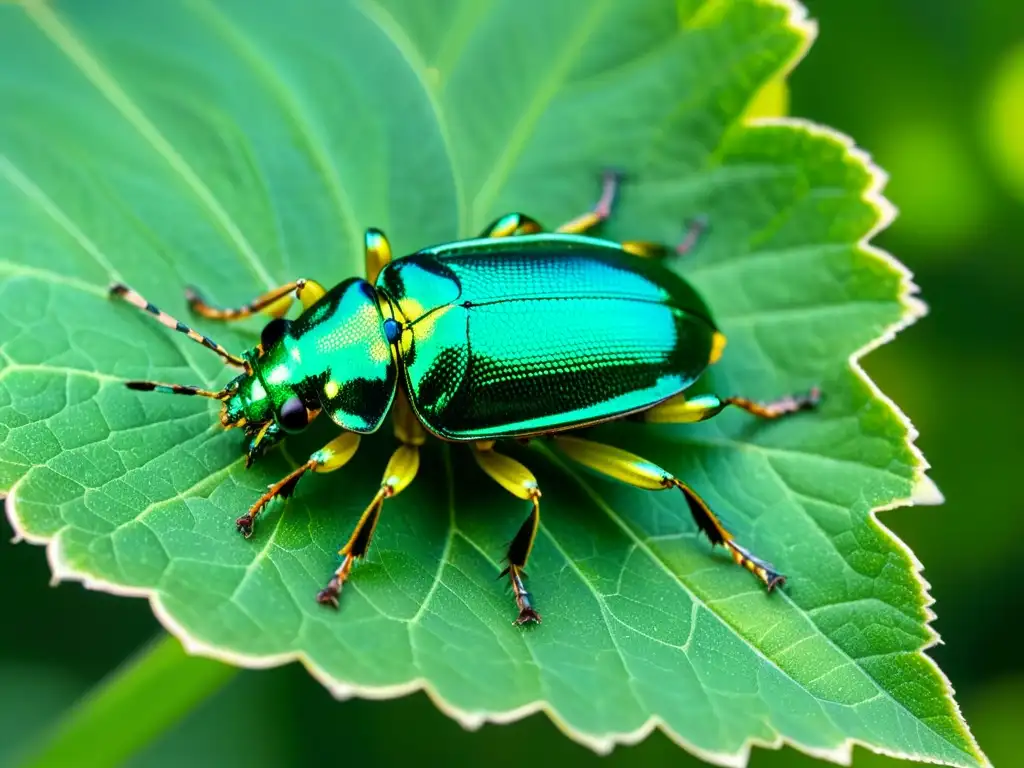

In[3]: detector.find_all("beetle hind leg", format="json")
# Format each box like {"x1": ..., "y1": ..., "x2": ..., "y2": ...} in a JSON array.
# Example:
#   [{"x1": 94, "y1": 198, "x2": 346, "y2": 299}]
[
  {"x1": 642, "y1": 388, "x2": 821, "y2": 424},
  {"x1": 472, "y1": 441, "x2": 543, "y2": 624},
  {"x1": 553, "y1": 435, "x2": 785, "y2": 590}
]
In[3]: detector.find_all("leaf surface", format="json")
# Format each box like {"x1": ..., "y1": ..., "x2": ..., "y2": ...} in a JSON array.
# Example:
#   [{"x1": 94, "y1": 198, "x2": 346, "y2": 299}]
[{"x1": 0, "y1": 0, "x2": 986, "y2": 765}]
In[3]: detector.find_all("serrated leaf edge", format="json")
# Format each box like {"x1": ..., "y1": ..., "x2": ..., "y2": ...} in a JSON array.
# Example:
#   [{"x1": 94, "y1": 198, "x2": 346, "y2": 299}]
[{"x1": 1, "y1": 1, "x2": 988, "y2": 765}]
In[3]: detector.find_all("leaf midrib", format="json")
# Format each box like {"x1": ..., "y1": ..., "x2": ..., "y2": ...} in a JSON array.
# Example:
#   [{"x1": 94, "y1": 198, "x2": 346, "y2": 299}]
[
  {"x1": 354, "y1": 0, "x2": 468, "y2": 237},
  {"x1": 470, "y1": 0, "x2": 613, "y2": 229}
]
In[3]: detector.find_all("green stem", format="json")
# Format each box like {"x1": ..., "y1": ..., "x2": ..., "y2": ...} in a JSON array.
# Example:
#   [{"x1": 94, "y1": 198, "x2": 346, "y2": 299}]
[{"x1": 20, "y1": 633, "x2": 239, "y2": 768}]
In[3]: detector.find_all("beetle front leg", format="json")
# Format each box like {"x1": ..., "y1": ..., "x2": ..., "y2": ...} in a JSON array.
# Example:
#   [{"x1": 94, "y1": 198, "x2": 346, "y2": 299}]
[
  {"x1": 235, "y1": 431, "x2": 362, "y2": 537},
  {"x1": 553, "y1": 436, "x2": 785, "y2": 590},
  {"x1": 243, "y1": 421, "x2": 284, "y2": 468},
  {"x1": 472, "y1": 441, "x2": 543, "y2": 625},
  {"x1": 316, "y1": 388, "x2": 426, "y2": 608},
  {"x1": 364, "y1": 228, "x2": 393, "y2": 283},
  {"x1": 186, "y1": 279, "x2": 327, "y2": 321}
]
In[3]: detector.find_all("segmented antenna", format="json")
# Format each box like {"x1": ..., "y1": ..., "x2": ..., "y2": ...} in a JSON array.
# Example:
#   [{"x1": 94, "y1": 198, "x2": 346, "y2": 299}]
[
  {"x1": 109, "y1": 283, "x2": 247, "y2": 369},
  {"x1": 124, "y1": 380, "x2": 229, "y2": 399}
]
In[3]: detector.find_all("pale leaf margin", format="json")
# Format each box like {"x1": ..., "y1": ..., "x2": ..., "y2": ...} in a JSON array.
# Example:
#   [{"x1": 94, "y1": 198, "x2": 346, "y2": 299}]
[{"x1": 1, "y1": 1, "x2": 988, "y2": 766}]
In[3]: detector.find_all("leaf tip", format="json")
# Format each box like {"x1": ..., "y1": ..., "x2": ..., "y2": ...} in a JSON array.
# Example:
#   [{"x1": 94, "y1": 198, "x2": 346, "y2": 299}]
[{"x1": 911, "y1": 474, "x2": 945, "y2": 506}]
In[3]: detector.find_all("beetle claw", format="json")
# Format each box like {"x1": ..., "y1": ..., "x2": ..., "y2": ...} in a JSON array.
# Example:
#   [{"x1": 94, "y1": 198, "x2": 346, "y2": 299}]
[
  {"x1": 765, "y1": 573, "x2": 787, "y2": 592},
  {"x1": 316, "y1": 578, "x2": 342, "y2": 609},
  {"x1": 806, "y1": 386, "x2": 823, "y2": 407},
  {"x1": 235, "y1": 515, "x2": 254, "y2": 538},
  {"x1": 601, "y1": 166, "x2": 626, "y2": 184},
  {"x1": 727, "y1": 541, "x2": 786, "y2": 592},
  {"x1": 514, "y1": 607, "x2": 542, "y2": 625}
]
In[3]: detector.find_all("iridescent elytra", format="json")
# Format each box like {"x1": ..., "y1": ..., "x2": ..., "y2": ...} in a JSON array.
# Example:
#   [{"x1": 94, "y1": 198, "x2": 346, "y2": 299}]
[{"x1": 111, "y1": 173, "x2": 819, "y2": 625}]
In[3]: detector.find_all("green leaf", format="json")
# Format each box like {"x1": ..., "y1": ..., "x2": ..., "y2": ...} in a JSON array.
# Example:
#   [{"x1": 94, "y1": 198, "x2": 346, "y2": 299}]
[{"x1": 0, "y1": 0, "x2": 986, "y2": 765}]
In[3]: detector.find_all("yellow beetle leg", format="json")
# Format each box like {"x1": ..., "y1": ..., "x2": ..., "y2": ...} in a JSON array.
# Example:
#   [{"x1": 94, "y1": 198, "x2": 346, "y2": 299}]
[
  {"x1": 472, "y1": 441, "x2": 543, "y2": 625},
  {"x1": 364, "y1": 228, "x2": 393, "y2": 283},
  {"x1": 620, "y1": 240, "x2": 671, "y2": 258},
  {"x1": 622, "y1": 218, "x2": 708, "y2": 259},
  {"x1": 556, "y1": 169, "x2": 621, "y2": 234},
  {"x1": 185, "y1": 279, "x2": 326, "y2": 321},
  {"x1": 236, "y1": 430, "x2": 361, "y2": 537},
  {"x1": 553, "y1": 435, "x2": 785, "y2": 591},
  {"x1": 479, "y1": 168, "x2": 622, "y2": 240},
  {"x1": 390, "y1": 386, "x2": 427, "y2": 448},
  {"x1": 316, "y1": 388, "x2": 425, "y2": 608},
  {"x1": 478, "y1": 212, "x2": 544, "y2": 238},
  {"x1": 643, "y1": 388, "x2": 820, "y2": 423}
]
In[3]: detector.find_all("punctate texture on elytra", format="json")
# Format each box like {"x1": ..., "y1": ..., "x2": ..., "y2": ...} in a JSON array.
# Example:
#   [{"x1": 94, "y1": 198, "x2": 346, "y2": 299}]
[{"x1": 0, "y1": 1, "x2": 988, "y2": 766}]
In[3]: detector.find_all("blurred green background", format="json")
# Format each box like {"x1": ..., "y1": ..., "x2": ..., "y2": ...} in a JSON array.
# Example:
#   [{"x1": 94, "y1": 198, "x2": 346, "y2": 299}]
[{"x1": 3, "y1": 1, "x2": 1020, "y2": 766}]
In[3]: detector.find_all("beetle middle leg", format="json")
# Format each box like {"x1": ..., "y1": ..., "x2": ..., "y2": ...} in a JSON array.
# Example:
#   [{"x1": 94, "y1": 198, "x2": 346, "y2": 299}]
[
  {"x1": 186, "y1": 279, "x2": 326, "y2": 321},
  {"x1": 553, "y1": 435, "x2": 786, "y2": 590},
  {"x1": 472, "y1": 441, "x2": 543, "y2": 624},
  {"x1": 316, "y1": 389, "x2": 426, "y2": 608}
]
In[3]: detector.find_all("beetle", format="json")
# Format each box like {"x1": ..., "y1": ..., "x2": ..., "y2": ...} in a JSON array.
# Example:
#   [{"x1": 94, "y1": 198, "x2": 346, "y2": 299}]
[{"x1": 110, "y1": 172, "x2": 818, "y2": 624}]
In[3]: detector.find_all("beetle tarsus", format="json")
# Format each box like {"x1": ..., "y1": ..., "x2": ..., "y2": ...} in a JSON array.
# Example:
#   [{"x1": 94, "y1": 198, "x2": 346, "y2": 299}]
[
  {"x1": 596, "y1": 168, "x2": 625, "y2": 217},
  {"x1": 317, "y1": 554, "x2": 356, "y2": 609},
  {"x1": 505, "y1": 564, "x2": 542, "y2": 625},
  {"x1": 676, "y1": 215, "x2": 709, "y2": 256},
  {"x1": 725, "y1": 387, "x2": 822, "y2": 419},
  {"x1": 315, "y1": 577, "x2": 342, "y2": 609},
  {"x1": 726, "y1": 541, "x2": 786, "y2": 591},
  {"x1": 805, "y1": 386, "x2": 823, "y2": 407},
  {"x1": 515, "y1": 606, "x2": 542, "y2": 625},
  {"x1": 235, "y1": 515, "x2": 254, "y2": 538}
]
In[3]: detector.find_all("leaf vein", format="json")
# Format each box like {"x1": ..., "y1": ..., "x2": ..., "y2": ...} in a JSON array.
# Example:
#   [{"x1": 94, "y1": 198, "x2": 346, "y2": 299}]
[
  {"x1": 470, "y1": 0, "x2": 612, "y2": 228},
  {"x1": 21, "y1": 1, "x2": 276, "y2": 289}
]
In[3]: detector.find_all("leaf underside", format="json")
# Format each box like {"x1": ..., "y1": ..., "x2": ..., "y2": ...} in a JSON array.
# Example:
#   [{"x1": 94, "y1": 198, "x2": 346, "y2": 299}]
[{"x1": 0, "y1": 1, "x2": 986, "y2": 766}]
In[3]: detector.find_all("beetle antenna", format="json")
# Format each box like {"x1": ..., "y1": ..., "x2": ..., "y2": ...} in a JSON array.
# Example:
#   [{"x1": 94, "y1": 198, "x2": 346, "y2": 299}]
[
  {"x1": 109, "y1": 283, "x2": 248, "y2": 369},
  {"x1": 124, "y1": 380, "x2": 231, "y2": 400}
]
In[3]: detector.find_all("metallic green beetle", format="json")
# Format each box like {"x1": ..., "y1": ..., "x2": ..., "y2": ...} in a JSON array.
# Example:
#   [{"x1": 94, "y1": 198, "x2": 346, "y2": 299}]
[{"x1": 111, "y1": 173, "x2": 818, "y2": 624}]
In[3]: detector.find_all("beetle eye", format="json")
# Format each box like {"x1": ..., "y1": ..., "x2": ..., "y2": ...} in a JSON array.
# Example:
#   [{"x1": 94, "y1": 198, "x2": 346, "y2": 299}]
[
  {"x1": 260, "y1": 318, "x2": 292, "y2": 351},
  {"x1": 277, "y1": 396, "x2": 308, "y2": 433}
]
